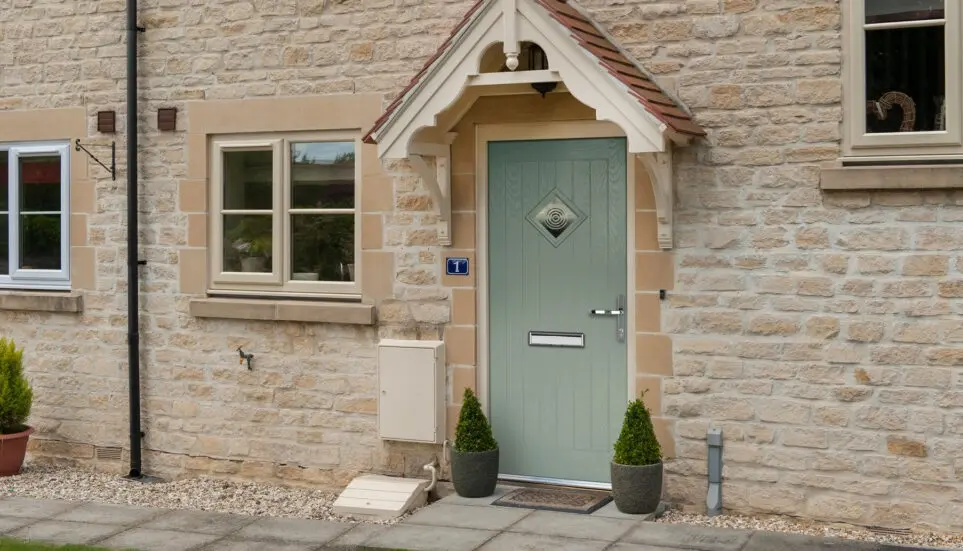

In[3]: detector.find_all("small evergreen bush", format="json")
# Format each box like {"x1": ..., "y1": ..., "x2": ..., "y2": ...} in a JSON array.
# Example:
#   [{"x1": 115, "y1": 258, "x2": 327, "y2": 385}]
[
  {"x1": 0, "y1": 338, "x2": 32, "y2": 435},
  {"x1": 453, "y1": 388, "x2": 497, "y2": 453},
  {"x1": 613, "y1": 392, "x2": 661, "y2": 466}
]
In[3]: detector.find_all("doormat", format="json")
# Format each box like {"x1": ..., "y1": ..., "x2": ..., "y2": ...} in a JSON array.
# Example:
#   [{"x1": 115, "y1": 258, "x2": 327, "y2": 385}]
[{"x1": 492, "y1": 487, "x2": 612, "y2": 514}]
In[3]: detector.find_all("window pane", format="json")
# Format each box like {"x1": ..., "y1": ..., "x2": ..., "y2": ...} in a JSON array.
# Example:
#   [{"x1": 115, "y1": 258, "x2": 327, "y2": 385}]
[
  {"x1": 291, "y1": 142, "x2": 355, "y2": 209},
  {"x1": 20, "y1": 214, "x2": 61, "y2": 270},
  {"x1": 0, "y1": 151, "x2": 8, "y2": 212},
  {"x1": 0, "y1": 214, "x2": 7, "y2": 276},
  {"x1": 290, "y1": 214, "x2": 354, "y2": 282},
  {"x1": 865, "y1": 0, "x2": 944, "y2": 24},
  {"x1": 20, "y1": 155, "x2": 61, "y2": 212},
  {"x1": 865, "y1": 25, "x2": 944, "y2": 133},
  {"x1": 223, "y1": 214, "x2": 273, "y2": 273},
  {"x1": 223, "y1": 150, "x2": 273, "y2": 210}
]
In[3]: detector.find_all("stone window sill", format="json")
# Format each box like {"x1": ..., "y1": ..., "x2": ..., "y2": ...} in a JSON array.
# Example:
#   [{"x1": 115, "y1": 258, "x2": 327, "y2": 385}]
[
  {"x1": 820, "y1": 164, "x2": 963, "y2": 190},
  {"x1": 0, "y1": 291, "x2": 83, "y2": 313},
  {"x1": 189, "y1": 297, "x2": 376, "y2": 325}
]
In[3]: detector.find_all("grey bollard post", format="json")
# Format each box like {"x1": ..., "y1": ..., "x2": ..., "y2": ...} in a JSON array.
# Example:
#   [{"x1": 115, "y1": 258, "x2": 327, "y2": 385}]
[{"x1": 706, "y1": 427, "x2": 722, "y2": 517}]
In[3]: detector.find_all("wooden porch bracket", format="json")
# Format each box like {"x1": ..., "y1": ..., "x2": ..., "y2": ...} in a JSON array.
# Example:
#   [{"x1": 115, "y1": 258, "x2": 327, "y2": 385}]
[{"x1": 408, "y1": 133, "x2": 457, "y2": 246}]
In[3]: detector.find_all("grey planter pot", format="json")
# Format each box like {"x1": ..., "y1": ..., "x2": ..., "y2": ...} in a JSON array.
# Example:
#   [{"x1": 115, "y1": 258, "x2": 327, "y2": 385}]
[
  {"x1": 451, "y1": 448, "x2": 499, "y2": 498},
  {"x1": 610, "y1": 460, "x2": 663, "y2": 514}
]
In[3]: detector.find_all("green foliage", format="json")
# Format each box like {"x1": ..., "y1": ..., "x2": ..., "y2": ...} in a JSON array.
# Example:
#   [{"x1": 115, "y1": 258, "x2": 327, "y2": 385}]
[
  {"x1": 0, "y1": 537, "x2": 122, "y2": 550},
  {"x1": 0, "y1": 338, "x2": 32, "y2": 435},
  {"x1": 454, "y1": 388, "x2": 497, "y2": 453},
  {"x1": 613, "y1": 392, "x2": 661, "y2": 466}
]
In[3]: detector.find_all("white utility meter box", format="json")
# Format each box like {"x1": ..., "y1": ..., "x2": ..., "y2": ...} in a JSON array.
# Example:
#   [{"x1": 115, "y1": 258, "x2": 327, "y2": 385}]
[{"x1": 377, "y1": 339, "x2": 446, "y2": 444}]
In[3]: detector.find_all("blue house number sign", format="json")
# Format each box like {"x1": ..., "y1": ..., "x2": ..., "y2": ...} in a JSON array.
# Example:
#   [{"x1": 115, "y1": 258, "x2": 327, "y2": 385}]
[{"x1": 446, "y1": 257, "x2": 469, "y2": 276}]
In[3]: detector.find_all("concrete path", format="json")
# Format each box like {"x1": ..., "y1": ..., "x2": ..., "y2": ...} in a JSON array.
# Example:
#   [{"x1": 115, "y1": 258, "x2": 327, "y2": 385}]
[{"x1": 0, "y1": 492, "x2": 949, "y2": 551}]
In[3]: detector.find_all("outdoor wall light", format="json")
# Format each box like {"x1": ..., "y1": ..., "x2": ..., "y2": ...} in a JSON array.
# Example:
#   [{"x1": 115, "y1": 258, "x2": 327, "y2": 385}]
[{"x1": 528, "y1": 43, "x2": 557, "y2": 97}]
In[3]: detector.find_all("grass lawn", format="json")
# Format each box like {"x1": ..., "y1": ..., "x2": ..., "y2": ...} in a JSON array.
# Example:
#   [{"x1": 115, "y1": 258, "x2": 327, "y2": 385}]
[{"x1": 0, "y1": 538, "x2": 122, "y2": 551}]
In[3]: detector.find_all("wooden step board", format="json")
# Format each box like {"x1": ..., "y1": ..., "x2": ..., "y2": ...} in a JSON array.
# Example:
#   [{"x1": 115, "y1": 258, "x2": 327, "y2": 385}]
[{"x1": 332, "y1": 474, "x2": 429, "y2": 520}]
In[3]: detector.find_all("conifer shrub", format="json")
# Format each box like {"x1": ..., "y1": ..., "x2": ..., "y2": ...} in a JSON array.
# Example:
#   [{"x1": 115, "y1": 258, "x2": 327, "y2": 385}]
[
  {"x1": 613, "y1": 392, "x2": 661, "y2": 466},
  {"x1": 0, "y1": 338, "x2": 32, "y2": 435},
  {"x1": 453, "y1": 388, "x2": 497, "y2": 453}
]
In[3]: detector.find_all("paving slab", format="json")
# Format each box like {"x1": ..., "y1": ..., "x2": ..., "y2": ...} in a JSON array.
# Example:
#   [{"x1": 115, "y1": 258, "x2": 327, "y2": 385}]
[
  {"x1": 403, "y1": 502, "x2": 531, "y2": 531},
  {"x1": 607, "y1": 544, "x2": 698, "y2": 551},
  {"x1": 364, "y1": 523, "x2": 497, "y2": 551},
  {"x1": 202, "y1": 537, "x2": 317, "y2": 551},
  {"x1": 98, "y1": 528, "x2": 220, "y2": 551},
  {"x1": 743, "y1": 530, "x2": 886, "y2": 550},
  {"x1": 328, "y1": 522, "x2": 389, "y2": 547},
  {"x1": 436, "y1": 485, "x2": 519, "y2": 507},
  {"x1": 7, "y1": 519, "x2": 121, "y2": 546},
  {"x1": 0, "y1": 516, "x2": 37, "y2": 534},
  {"x1": 0, "y1": 497, "x2": 79, "y2": 519},
  {"x1": 507, "y1": 510, "x2": 638, "y2": 541},
  {"x1": 621, "y1": 521, "x2": 751, "y2": 551},
  {"x1": 234, "y1": 516, "x2": 353, "y2": 544},
  {"x1": 139, "y1": 509, "x2": 256, "y2": 535},
  {"x1": 478, "y1": 532, "x2": 611, "y2": 551},
  {"x1": 54, "y1": 502, "x2": 164, "y2": 525},
  {"x1": 591, "y1": 501, "x2": 654, "y2": 521}
]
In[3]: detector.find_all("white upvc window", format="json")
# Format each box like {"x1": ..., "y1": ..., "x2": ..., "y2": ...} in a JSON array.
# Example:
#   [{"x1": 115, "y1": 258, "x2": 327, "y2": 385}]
[
  {"x1": 844, "y1": 0, "x2": 963, "y2": 159},
  {"x1": 209, "y1": 132, "x2": 361, "y2": 297},
  {"x1": 0, "y1": 142, "x2": 71, "y2": 290}
]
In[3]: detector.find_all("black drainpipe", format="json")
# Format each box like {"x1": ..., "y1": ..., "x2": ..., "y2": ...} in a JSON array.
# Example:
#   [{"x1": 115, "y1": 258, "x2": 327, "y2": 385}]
[{"x1": 126, "y1": 0, "x2": 143, "y2": 479}]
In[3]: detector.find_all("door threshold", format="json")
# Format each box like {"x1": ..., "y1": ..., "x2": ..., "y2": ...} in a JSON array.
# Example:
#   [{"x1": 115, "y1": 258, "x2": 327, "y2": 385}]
[{"x1": 498, "y1": 473, "x2": 611, "y2": 491}]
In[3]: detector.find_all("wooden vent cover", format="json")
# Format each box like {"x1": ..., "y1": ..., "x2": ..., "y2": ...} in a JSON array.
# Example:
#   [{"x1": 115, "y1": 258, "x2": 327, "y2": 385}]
[
  {"x1": 158, "y1": 107, "x2": 177, "y2": 131},
  {"x1": 97, "y1": 111, "x2": 116, "y2": 133}
]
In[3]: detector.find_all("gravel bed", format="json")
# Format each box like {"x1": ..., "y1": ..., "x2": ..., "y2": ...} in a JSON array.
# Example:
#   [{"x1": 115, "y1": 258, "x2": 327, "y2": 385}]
[
  {"x1": 658, "y1": 510, "x2": 963, "y2": 550},
  {"x1": 0, "y1": 461, "x2": 397, "y2": 525}
]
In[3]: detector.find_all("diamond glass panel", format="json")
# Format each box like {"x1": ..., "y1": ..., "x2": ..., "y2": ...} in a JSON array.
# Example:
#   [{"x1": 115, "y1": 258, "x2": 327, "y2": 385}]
[{"x1": 526, "y1": 190, "x2": 587, "y2": 247}]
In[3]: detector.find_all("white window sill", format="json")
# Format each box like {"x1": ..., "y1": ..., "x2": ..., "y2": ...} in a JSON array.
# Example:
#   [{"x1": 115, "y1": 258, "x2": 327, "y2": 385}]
[
  {"x1": 820, "y1": 163, "x2": 963, "y2": 191},
  {"x1": 0, "y1": 291, "x2": 83, "y2": 313},
  {"x1": 189, "y1": 297, "x2": 375, "y2": 325}
]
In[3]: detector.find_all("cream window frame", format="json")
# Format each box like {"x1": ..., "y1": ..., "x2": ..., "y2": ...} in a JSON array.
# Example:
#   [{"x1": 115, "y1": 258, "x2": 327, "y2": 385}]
[
  {"x1": 0, "y1": 142, "x2": 71, "y2": 291},
  {"x1": 843, "y1": 0, "x2": 962, "y2": 159},
  {"x1": 208, "y1": 131, "x2": 362, "y2": 298}
]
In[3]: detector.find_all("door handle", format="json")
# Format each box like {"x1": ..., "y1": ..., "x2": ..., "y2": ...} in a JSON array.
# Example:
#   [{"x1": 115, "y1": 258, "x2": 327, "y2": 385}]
[{"x1": 589, "y1": 294, "x2": 626, "y2": 342}]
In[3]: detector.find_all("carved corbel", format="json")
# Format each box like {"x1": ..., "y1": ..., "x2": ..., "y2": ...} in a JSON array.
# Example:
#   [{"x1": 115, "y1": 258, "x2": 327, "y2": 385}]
[
  {"x1": 637, "y1": 150, "x2": 673, "y2": 250},
  {"x1": 408, "y1": 133, "x2": 457, "y2": 246}
]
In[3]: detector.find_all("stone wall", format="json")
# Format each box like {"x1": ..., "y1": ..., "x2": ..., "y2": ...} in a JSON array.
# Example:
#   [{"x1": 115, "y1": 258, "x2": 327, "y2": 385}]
[
  {"x1": 3, "y1": 0, "x2": 963, "y2": 533},
  {"x1": 615, "y1": 0, "x2": 963, "y2": 533}
]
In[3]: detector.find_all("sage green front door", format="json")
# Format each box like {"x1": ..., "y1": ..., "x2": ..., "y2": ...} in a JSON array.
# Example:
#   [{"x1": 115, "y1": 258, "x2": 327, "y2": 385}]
[{"x1": 488, "y1": 137, "x2": 628, "y2": 485}]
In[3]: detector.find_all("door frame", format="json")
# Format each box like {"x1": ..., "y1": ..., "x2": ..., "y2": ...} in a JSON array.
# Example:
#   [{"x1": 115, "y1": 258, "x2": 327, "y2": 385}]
[{"x1": 474, "y1": 120, "x2": 637, "y2": 489}]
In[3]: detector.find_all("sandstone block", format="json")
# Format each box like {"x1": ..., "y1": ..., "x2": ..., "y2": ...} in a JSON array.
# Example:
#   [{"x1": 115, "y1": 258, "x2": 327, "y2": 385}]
[
  {"x1": 796, "y1": 79, "x2": 841, "y2": 104},
  {"x1": 855, "y1": 406, "x2": 907, "y2": 431},
  {"x1": 747, "y1": 314, "x2": 799, "y2": 336},
  {"x1": 846, "y1": 321, "x2": 885, "y2": 342},
  {"x1": 756, "y1": 399, "x2": 811, "y2": 424},
  {"x1": 805, "y1": 495, "x2": 867, "y2": 522},
  {"x1": 833, "y1": 387, "x2": 872, "y2": 402},
  {"x1": 782, "y1": 428, "x2": 828, "y2": 449},
  {"x1": 805, "y1": 316, "x2": 839, "y2": 339},
  {"x1": 903, "y1": 255, "x2": 949, "y2": 276}
]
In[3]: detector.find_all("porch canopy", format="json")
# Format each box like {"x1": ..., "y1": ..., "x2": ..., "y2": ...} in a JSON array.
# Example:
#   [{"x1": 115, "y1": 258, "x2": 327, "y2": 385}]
[{"x1": 363, "y1": 0, "x2": 705, "y2": 249}]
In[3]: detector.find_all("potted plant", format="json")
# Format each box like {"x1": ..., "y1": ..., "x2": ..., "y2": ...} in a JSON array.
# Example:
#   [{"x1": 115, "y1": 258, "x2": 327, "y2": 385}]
[
  {"x1": 0, "y1": 338, "x2": 34, "y2": 477},
  {"x1": 610, "y1": 393, "x2": 663, "y2": 514},
  {"x1": 226, "y1": 218, "x2": 272, "y2": 273},
  {"x1": 450, "y1": 388, "x2": 498, "y2": 498}
]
